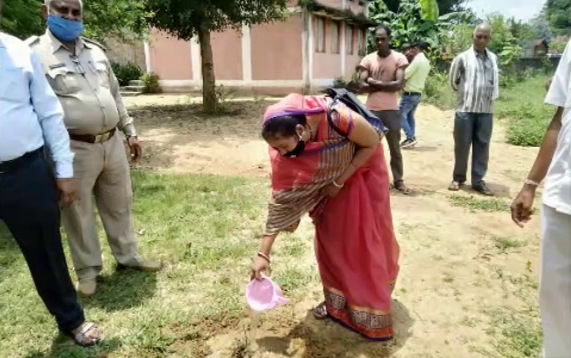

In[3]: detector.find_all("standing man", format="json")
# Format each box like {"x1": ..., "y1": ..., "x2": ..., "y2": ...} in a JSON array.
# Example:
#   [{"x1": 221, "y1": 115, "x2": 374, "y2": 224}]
[
  {"x1": 358, "y1": 25, "x2": 411, "y2": 194},
  {"x1": 448, "y1": 24, "x2": 499, "y2": 196},
  {"x1": 511, "y1": 39, "x2": 571, "y2": 358},
  {"x1": 400, "y1": 41, "x2": 431, "y2": 148},
  {"x1": 0, "y1": 31, "x2": 101, "y2": 346},
  {"x1": 401, "y1": 43, "x2": 414, "y2": 63},
  {"x1": 27, "y1": 0, "x2": 161, "y2": 296}
]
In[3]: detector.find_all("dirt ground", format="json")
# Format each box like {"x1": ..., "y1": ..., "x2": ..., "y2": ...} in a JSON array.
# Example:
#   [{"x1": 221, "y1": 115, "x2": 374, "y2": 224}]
[{"x1": 125, "y1": 94, "x2": 542, "y2": 358}]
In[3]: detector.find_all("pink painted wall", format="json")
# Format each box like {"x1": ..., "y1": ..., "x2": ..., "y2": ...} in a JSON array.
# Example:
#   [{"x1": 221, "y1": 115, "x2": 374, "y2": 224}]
[
  {"x1": 313, "y1": 16, "x2": 342, "y2": 79},
  {"x1": 251, "y1": 14, "x2": 303, "y2": 80},
  {"x1": 210, "y1": 29, "x2": 243, "y2": 80},
  {"x1": 148, "y1": 30, "x2": 192, "y2": 80},
  {"x1": 345, "y1": 24, "x2": 366, "y2": 75}
]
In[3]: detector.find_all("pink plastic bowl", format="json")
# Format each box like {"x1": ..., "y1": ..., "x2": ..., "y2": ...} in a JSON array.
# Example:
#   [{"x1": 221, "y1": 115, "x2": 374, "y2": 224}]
[{"x1": 246, "y1": 276, "x2": 290, "y2": 312}]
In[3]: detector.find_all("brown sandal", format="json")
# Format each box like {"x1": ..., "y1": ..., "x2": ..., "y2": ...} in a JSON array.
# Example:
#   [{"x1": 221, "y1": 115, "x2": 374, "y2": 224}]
[{"x1": 313, "y1": 302, "x2": 328, "y2": 320}]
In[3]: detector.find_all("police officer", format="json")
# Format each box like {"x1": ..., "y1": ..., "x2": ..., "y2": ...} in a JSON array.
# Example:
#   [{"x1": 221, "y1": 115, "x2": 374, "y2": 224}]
[{"x1": 28, "y1": 0, "x2": 161, "y2": 296}]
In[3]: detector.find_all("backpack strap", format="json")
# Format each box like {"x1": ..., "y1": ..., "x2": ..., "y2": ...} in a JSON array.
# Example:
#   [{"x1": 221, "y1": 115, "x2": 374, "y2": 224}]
[{"x1": 326, "y1": 101, "x2": 351, "y2": 139}]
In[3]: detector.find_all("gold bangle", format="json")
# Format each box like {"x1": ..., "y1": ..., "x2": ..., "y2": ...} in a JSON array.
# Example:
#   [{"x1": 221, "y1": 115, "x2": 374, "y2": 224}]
[{"x1": 257, "y1": 252, "x2": 271, "y2": 263}]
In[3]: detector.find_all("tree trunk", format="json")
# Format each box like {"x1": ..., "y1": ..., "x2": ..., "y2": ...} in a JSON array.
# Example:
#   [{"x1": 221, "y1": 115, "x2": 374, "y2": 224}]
[{"x1": 197, "y1": 24, "x2": 217, "y2": 113}]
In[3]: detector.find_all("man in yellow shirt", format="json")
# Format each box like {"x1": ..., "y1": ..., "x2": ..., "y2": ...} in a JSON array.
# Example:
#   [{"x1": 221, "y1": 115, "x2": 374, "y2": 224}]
[{"x1": 400, "y1": 42, "x2": 431, "y2": 148}]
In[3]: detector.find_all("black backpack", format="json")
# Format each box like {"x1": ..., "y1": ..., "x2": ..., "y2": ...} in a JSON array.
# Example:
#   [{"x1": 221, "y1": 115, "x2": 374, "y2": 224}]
[{"x1": 323, "y1": 87, "x2": 388, "y2": 138}]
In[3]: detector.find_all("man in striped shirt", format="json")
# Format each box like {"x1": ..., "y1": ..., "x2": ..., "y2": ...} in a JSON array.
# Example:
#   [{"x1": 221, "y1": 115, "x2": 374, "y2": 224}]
[{"x1": 448, "y1": 24, "x2": 499, "y2": 196}]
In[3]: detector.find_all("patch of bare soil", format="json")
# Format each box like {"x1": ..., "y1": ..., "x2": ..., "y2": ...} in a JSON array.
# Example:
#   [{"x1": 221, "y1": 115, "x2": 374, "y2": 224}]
[
  {"x1": 125, "y1": 95, "x2": 275, "y2": 177},
  {"x1": 125, "y1": 95, "x2": 542, "y2": 358}
]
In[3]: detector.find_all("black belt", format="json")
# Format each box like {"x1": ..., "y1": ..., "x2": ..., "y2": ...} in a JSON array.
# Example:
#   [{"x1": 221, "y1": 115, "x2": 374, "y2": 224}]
[
  {"x1": 69, "y1": 128, "x2": 116, "y2": 144},
  {"x1": 0, "y1": 147, "x2": 44, "y2": 174},
  {"x1": 403, "y1": 92, "x2": 421, "y2": 96}
]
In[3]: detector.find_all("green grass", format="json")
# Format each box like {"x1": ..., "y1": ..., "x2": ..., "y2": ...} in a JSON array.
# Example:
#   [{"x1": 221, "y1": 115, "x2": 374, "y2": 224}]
[
  {"x1": 0, "y1": 171, "x2": 316, "y2": 358},
  {"x1": 496, "y1": 75, "x2": 553, "y2": 147},
  {"x1": 449, "y1": 194, "x2": 510, "y2": 212},
  {"x1": 492, "y1": 236, "x2": 527, "y2": 254},
  {"x1": 483, "y1": 272, "x2": 542, "y2": 358}
]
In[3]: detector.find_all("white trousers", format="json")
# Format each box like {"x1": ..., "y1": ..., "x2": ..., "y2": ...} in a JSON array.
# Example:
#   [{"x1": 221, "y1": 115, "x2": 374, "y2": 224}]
[{"x1": 540, "y1": 204, "x2": 571, "y2": 358}]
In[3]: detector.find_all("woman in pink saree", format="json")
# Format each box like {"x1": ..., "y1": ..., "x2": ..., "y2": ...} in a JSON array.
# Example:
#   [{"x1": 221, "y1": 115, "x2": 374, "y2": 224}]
[{"x1": 250, "y1": 93, "x2": 400, "y2": 341}]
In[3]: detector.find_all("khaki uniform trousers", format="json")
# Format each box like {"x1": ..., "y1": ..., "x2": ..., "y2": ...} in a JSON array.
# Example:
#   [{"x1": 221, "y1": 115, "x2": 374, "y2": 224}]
[{"x1": 62, "y1": 132, "x2": 141, "y2": 280}]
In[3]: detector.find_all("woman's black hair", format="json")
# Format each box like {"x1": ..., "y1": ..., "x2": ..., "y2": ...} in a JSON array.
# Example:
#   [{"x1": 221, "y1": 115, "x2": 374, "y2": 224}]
[{"x1": 262, "y1": 114, "x2": 306, "y2": 140}]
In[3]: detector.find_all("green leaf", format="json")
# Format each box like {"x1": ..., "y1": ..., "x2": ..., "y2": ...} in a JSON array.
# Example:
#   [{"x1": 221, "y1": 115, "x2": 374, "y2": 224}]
[{"x1": 420, "y1": 0, "x2": 439, "y2": 21}]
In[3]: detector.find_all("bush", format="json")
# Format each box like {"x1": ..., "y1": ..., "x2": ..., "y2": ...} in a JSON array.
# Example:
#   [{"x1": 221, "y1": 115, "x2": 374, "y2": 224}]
[
  {"x1": 111, "y1": 61, "x2": 143, "y2": 87},
  {"x1": 141, "y1": 72, "x2": 162, "y2": 94},
  {"x1": 424, "y1": 70, "x2": 456, "y2": 109},
  {"x1": 496, "y1": 75, "x2": 553, "y2": 147}
]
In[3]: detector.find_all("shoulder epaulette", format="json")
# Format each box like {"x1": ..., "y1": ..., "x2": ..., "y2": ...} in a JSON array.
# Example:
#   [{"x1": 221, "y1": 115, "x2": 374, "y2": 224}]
[
  {"x1": 24, "y1": 35, "x2": 40, "y2": 46},
  {"x1": 82, "y1": 37, "x2": 107, "y2": 51}
]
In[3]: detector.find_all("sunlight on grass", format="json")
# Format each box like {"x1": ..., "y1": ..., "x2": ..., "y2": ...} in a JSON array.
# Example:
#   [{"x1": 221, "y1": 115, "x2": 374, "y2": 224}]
[
  {"x1": 483, "y1": 268, "x2": 542, "y2": 358},
  {"x1": 493, "y1": 236, "x2": 527, "y2": 254},
  {"x1": 0, "y1": 171, "x2": 318, "y2": 358},
  {"x1": 449, "y1": 194, "x2": 510, "y2": 213}
]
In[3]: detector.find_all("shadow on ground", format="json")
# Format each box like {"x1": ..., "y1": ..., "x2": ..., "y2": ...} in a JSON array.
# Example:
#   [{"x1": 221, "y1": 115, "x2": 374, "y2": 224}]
[
  {"x1": 0, "y1": 223, "x2": 23, "y2": 272},
  {"x1": 23, "y1": 336, "x2": 122, "y2": 358},
  {"x1": 82, "y1": 268, "x2": 158, "y2": 312},
  {"x1": 256, "y1": 299, "x2": 414, "y2": 357}
]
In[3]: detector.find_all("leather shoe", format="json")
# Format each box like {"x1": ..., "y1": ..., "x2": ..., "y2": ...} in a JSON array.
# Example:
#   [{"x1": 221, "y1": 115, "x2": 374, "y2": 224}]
[
  {"x1": 117, "y1": 258, "x2": 162, "y2": 272},
  {"x1": 78, "y1": 278, "x2": 97, "y2": 296}
]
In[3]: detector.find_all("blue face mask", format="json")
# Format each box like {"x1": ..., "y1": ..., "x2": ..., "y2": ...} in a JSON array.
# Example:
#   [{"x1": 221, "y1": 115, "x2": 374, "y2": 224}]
[{"x1": 47, "y1": 14, "x2": 84, "y2": 42}]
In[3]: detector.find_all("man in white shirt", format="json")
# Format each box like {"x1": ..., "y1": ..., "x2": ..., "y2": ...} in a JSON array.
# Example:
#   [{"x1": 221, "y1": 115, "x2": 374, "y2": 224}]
[
  {"x1": 0, "y1": 32, "x2": 101, "y2": 346},
  {"x1": 511, "y1": 39, "x2": 571, "y2": 357}
]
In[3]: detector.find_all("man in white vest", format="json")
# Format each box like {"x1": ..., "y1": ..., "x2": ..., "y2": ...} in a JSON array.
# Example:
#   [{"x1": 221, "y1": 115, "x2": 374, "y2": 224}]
[{"x1": 511, "y1": 38, "x2": 571, "y2": 358}]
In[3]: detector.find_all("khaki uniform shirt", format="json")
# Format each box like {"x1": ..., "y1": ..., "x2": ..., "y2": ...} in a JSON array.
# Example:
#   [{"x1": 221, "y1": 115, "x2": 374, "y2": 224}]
[{"x1": 26, "y1": 30, "x2": 136, "y2": 136}]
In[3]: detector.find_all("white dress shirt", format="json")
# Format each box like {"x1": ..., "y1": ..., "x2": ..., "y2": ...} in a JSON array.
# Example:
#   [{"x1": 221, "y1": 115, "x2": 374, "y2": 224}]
[
  {"x1": 543, "y1": 39, "x2": 571, "y2": 215},
  {"x1": 0, "y1": 32, "x2": 73, "y2": 178}
]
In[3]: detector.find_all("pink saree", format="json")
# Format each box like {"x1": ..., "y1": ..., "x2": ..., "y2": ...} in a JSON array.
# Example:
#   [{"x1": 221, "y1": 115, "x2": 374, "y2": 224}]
[{"x1": 263, "y1": 93, "x2": 400, "y2": 340}]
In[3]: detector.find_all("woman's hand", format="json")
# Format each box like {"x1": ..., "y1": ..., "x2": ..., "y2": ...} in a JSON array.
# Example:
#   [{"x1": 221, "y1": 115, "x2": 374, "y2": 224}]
[
  {"x1": 251, "y1": 255, "x2": 270, "y2": 281},
  {"x1": 322, "y1": 182, "x2": 343, "y2": 197}
]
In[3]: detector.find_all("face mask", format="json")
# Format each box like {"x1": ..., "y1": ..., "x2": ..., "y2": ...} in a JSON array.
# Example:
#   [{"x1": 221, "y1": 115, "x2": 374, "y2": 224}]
[
  {"x1": 284, "y1": 135, "x2": 306, "y2": 158},
  {"x1": 47, "y1": 14, "x2": 84, "y2": 42}
]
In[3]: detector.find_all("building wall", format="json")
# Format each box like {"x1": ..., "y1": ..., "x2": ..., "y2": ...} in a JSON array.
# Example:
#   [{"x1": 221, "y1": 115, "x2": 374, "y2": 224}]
[
  {"x1": 210, "y1": 29, "x2": 243, "y2": 80},
  {"x1": 251, "y1": 14, "x2": 303, "y2": 80},
  {"x1": 312, "y1": 14, "x2": 368, "y2": 82},
  {"x1": 148, "y1": 29, "x2": 193, "y2": 80},
  {"x1": 145, "y1": 0, "x2": 369, "y2": 94},
  {"x1": 105, "y1": 37, "x2": 146, "y2": 71}
]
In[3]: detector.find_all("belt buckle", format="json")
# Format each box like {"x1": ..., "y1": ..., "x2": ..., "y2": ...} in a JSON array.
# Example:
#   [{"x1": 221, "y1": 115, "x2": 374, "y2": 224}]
[{"x1": 94, "y1": 132, "x2": 110, "y2": 143}]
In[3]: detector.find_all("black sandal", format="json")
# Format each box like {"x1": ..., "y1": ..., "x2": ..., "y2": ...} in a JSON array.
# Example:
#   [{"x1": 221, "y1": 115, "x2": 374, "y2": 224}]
[{"x1": 313, "y1": 302, "x2": 328, "y2": 320}]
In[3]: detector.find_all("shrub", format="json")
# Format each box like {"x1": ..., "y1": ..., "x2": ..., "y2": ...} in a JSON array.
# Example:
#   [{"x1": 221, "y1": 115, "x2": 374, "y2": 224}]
[
  {"x1": 424, "y1": 70, "x2": 456, "y2": 109},
  {"x1": 496, "y1": 75, "x2": 553, "y2": 147},
  {"x1": 111, "y1": 61, "x2": 143, "y2": 87},
  {"x1": 141, "y1": 72, "x2": 162, "y2": 94}
]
